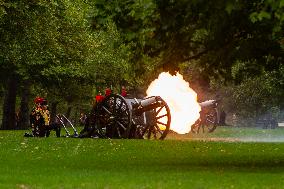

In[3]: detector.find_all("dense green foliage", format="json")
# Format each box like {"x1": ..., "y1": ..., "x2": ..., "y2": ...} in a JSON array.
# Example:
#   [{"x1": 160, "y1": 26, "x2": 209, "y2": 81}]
[
  {"x1": 91, "y1": 0, "x2": 283, "y2": 77},
  {"x1": 1, "y1": 128, "x2": 284, "y2": 188},
  {"x1": 0, "y1": 0, "x2": 132, "y2": 128},
  {"x1": 90, "y1": 0, "x2": 284, "y2": 120}
]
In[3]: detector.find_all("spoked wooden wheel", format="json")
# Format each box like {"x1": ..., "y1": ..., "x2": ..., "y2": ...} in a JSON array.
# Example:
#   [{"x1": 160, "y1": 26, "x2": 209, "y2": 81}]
[
  {"x1": 200, "y1": 108, "x2": 218, "y2": 133},
  {"x1": 97, "y1": 94, "x2": 132, "y2": 138},
  {"x1": 190, "y1": 118, "x2": 201, "y2": 134},
  {"x1": 137, "y1": 96, "x2": 171, "y2": 140}
]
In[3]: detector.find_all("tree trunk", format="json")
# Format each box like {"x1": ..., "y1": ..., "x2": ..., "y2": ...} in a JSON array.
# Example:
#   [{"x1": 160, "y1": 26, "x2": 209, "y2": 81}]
[
  {"x1": 74, "y1": 106, "x2": 79, "y2": 125},
  {"x1": 18, "y1": 80, "x2": 31, "y2": 129},
  {"x1": 1, "y1": 75, "x2": 18, "y2": 130},
  {"x1": 61, "y1": 104, "x2": 72, "y2": 125},
  {"x1": 219, "y1": 110, "x2": 227, "y2": 126},
  {"x1": 50, "y1": 102, "x2": 59, "y2": 124},
  {"x1": 66, "y1": 106, "x2": 72, "y2": 120}
]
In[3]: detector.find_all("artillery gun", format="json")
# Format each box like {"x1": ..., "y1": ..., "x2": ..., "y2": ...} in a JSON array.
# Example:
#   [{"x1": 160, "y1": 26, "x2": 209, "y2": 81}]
[
  {"x1": 81, "y1": 94, "x2": 171, "y2": 140},
  {"x1": 191, "y1": 99, "x2": 219, "y2": 133}
]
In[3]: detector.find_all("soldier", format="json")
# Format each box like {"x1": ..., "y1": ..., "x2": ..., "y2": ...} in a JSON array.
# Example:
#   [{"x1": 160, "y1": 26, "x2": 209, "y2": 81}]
[
  {"x1": 79, "y1": 91, "x2": 104, "y2": 138},
  {"x1": 105, "y1": 87, "x2": 112, "y2": 97},
  {"x1": 79, "y1": 112, "x2": 87, "y2": 126},
  {"x1": 27, "y1": 97, "x2": 61, "y2": 137},
  {"x1": 121, "y1": 86, "x2": 127, "y2": 97},
  {"x1": 41, "y1": 99, "x2": 51, "y2": 136},
  {"x1": 95, "y1": 91, "x2": 105, "y2": 103},
  {"x1": 30, "y1": 97, "x2": 45, "y2": 137},
  {"x1": 41, "y1": 99, "x2": 62, "y2": 137}
]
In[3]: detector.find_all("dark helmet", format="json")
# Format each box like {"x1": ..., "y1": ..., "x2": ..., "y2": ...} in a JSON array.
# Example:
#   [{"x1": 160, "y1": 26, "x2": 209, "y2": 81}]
[{"x1": 41, "y1": 99, "x2": 48, "y2": 106}]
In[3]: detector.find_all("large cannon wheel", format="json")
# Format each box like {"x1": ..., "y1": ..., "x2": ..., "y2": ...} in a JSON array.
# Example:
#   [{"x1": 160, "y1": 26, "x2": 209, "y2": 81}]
[
  {"x1": 135, "y1": 96, "x2": 171, "y2": 140},
  {"x1": 96, "y1": 94, "x2": 132, "y2": 138},
  {"x1": 191, "y1": 108, "x2": 218, "y2": 133},
  {"x1": 203, "y1": 108, "x2": 218, "y2": 133}
]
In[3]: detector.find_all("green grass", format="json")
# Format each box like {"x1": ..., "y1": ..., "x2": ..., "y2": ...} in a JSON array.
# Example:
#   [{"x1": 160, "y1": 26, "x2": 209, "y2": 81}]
[
  {"x1": 1, "y1": 127, "x2": 284, "y2": 189},
  {"x1": 170, "y1": 126, "x2": 284, "y2": 142}
]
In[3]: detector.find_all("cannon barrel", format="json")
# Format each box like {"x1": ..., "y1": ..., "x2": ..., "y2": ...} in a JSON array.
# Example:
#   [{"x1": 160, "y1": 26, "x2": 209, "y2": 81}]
[
  {"x1": 131, "y1": 96, "x2": 163, "y2": 115},
  {"x1": 139, "y1": 96, "x2": 159, "y2": 107},
  {"x1": 199, "y1": 100, "x2": 217, "y2": 108}
]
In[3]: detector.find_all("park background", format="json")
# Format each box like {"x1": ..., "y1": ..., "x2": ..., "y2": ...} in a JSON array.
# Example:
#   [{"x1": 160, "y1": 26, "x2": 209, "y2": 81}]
[
  {"x1": 0, "y1": 0, "x2": 283, "y2": 129},
  {"x1": 0, "y1": 1, "x2": 284, "y2": 188}
]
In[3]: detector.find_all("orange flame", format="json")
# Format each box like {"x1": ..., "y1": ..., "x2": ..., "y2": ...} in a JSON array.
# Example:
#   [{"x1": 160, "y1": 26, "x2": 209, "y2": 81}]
[{"x1": 146, "y1": 72, "x2": 201, "y2": 134}]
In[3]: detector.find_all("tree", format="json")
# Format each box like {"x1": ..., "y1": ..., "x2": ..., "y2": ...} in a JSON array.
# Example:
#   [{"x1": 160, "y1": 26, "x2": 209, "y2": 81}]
[
  {"x1": 90, "y1": 0, "x2": 284, "y2": 123},
  {"x1": 0, "y1": 0, "x2": 133, "y2": 129},
  {"x1": 90, "y1": 0, "x2": 283, "y2": 80}
]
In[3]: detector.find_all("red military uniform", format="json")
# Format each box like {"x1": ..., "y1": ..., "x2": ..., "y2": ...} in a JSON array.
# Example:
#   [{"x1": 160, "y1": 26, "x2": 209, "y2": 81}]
[
  {"x1": 95, "y1": 92, "x2": 105, "y2": 103},
  {"x1": 105, "y1": 88, "x2": 112, "y2": 97},
  {"x1": 30, "y1": 97, "x2": 47, "y2": 137},
  {"x1": 121, "y1": 87, "x2": 127, "y2": 97}
]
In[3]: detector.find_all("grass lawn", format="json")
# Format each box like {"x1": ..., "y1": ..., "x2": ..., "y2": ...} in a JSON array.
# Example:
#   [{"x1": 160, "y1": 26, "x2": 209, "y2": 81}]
[{"x1": 1, "y1": 127, "x2": 284, "y2": 189}]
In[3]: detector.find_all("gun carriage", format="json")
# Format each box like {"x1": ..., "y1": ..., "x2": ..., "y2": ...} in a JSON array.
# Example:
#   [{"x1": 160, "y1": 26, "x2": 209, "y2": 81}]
[
  {"x1": 80, "y1": 94, "x2": 171, "y2": 140},
  {"x1": 191, "y1": 99, "x2": 219, "y2": 133}
]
